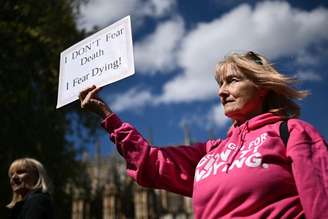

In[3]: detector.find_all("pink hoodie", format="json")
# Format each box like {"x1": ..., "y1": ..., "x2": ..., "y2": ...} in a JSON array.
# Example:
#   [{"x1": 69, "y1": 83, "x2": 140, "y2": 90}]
[{"x1": 102, "y1": 112, "x2": 328, "y2": 219}]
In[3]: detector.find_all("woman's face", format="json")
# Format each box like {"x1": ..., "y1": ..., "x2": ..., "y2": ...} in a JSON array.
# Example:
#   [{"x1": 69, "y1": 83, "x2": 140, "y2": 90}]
[
  {"x1": 9, "y1": 166, "x2": 37, "y2": 197},
  {"x1": 218, "y1": 68, "x2": 266, "y2": 123}
]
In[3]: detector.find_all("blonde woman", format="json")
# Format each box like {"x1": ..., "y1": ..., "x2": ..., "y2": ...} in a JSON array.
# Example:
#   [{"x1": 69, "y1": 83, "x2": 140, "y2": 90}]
[
  {"x1": 79, "y1": 51, "x2": 328, "y2": 219},
  {"x1": 7, "y1": 158, "x2": 54, "y2": 219}
]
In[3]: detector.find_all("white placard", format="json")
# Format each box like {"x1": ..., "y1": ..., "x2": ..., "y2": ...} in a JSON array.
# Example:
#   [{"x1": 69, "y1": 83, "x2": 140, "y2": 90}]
[{"x1": 56, "y1": 16, "x2": 134, "y2": 108}]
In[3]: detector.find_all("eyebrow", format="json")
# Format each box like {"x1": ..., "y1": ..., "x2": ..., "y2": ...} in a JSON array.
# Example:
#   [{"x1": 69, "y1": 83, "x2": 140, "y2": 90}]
[
  {"x1": 10, "y1": 166, "x2": 27, "y2": 173},
  {"x1": 221, "y1": 74, "x2": 243, "y2": 81}
]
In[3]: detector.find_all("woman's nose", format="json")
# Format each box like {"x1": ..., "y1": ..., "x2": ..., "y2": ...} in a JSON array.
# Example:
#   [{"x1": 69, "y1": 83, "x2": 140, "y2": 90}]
[
  {"x1": 218, "y1": 84, "x2": 228, "y2": 98},
  {"x1": 11, "y1": 173, "x2": 19, "y2": 181}
]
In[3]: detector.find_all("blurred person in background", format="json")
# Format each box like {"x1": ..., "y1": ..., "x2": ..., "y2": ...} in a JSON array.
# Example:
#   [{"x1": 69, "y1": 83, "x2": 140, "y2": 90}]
[
  {"x1": 79, "y1": 51, "x2": 328, "y2": 219},
  {"x1": 7, "y1": 157, "x2": 54, "y2": 219}
]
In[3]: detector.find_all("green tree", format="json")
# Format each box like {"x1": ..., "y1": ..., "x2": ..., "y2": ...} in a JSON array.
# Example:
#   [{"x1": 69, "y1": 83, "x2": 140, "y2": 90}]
[{"x1": 0, "y1": 0, "x2": 97, "y2": 218}]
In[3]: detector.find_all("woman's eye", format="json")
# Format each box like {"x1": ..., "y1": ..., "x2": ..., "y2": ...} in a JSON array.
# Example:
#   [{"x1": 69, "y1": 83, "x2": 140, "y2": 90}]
[
  {"x1": 216, "y1": 80, "x2": 222, "y2": 86},
  {"x1": 228, "y1": 77, "x2": 238, "y2": 83},
  {"x1": 16, "y1": 169, "x2": 26, "y2": 174}
]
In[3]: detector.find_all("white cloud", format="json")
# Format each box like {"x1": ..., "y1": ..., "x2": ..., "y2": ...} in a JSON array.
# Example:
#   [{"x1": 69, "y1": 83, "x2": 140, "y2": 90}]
[
  {"x1": 208, "y1": 105, "x2": 230, "y2": 128},
  {"x1": 134, "y1": 17, "x2": 185, "y2": 74},
  {"x1": 109, "y1": 88, "x2": 153, "y2": 112},
  {"x1": 295, "y1": 50, "x2": 319, "y2": 66},
  {"x1": 295, "y1": 70, "x2": 322, "y2": 82},
  {"x1": 136, "y1": 0, "x2": 176, "y2": 18},
  {"x1": 90, "y1": 1, "x2": 328, "y2": 111},
  {"x1": 157, "y1": 1, "x2": 328, "y2": 104},
  {"x1": 77, "y1": 0, "x2": 137, "y2": 30},
  {"x1": 77, "y1": 0, "x2": 176, "y2": 30},
  {"x1": 178, "y1": 104, "x2": 230, "y2": 134}
]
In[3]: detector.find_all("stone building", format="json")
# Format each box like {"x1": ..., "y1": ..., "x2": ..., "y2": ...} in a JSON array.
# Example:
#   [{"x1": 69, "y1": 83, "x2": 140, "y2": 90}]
[{"x1": 72, "y1": 125, "x2": 196, "y2": 219}]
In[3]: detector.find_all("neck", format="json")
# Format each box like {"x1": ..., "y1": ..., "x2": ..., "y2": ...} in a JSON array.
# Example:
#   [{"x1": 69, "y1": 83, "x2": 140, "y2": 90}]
[{"x1": 234, "y1": 110, "x2": 264, "y2": 126}]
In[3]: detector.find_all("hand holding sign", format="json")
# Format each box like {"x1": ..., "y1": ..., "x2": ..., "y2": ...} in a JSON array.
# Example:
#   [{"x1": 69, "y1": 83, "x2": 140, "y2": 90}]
[
  {"x1": 56, "y1": 16, "x2": 134, "y2": 108},
  {"x1": 79, "y1": 85, "x2": 112, "y2": 118}
]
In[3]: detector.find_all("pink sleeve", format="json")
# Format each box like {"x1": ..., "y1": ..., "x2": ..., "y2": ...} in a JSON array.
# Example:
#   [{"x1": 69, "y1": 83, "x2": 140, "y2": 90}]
[
  {"x1": 286, "y1": 119, "x2": 328, "y2": 219},
  {"x1": 101, "y1": 114, "x2": 211, "y2": 197}
]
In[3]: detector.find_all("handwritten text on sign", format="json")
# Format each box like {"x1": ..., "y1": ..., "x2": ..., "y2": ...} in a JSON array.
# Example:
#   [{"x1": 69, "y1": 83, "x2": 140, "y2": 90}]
[{"x1": 56, "y1": 16, "x2": 134, "y2": 108}]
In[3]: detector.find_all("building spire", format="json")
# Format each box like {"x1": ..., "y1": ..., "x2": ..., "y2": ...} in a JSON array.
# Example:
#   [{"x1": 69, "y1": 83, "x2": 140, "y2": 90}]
[{"x1": 182, "y1": 123, "x2": 192, "y2": 145}]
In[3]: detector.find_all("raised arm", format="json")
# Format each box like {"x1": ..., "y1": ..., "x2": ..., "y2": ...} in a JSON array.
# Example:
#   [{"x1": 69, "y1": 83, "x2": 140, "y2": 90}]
[
  {"x1": 101, "y1": 113, "x2": 208, "y2": 196},
  {"x1": 79, "y1": 86, "x2": 211, "y2": 196}
]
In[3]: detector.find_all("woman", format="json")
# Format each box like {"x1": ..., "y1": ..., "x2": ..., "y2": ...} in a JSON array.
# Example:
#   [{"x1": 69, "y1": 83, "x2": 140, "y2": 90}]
[
  {"x1": 79, "y1": 51, "x2": 328, "y2": 218},
  {"x1": 7, "y1": 158, "x2": 54, "y2": 219}
]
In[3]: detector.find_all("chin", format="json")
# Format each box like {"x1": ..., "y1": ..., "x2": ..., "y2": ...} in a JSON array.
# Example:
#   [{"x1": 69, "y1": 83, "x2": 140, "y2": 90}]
[
  {"x1": 225, "y1": 113, "x2": 242, "y2": 122},
  {"x1": 224, "y1": 109, "x2": 237, "y2": 118},
  {"x1": 12, "y1": 186, "x2": 20, "y2": 192}
]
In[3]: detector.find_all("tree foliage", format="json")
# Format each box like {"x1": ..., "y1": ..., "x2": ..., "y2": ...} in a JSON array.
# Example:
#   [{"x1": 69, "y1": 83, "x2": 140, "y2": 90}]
[{"x1": 0, "y1": 0, "x2": 96, "y2": 218}]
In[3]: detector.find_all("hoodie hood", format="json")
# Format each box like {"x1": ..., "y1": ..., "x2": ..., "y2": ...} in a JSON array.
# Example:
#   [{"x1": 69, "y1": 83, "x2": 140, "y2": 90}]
[{"x1": 227, "y1": 112, "x2": 283, "y2": 137}]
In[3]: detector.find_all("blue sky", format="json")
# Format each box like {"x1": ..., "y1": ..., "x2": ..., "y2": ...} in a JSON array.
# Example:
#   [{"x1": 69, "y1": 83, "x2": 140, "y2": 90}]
[{"x1": 75, "y1": 0, "x2": 328, "y2": 155}]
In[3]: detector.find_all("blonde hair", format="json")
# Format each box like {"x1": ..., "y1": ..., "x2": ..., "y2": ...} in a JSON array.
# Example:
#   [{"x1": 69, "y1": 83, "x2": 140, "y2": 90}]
[
  {"x1": 7, "y1": 158, "x2": 51, "y2": 208},
  {"x1": 215, "y1": 51, "x2": 309, "y2": 118}
]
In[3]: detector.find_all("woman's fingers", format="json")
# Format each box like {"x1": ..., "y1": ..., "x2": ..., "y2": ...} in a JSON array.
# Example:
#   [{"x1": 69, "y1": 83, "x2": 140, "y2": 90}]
[
  {"x1": 78, "y1": 85, "x2": 112, "y2": 117},
  {"x1": 79, "y1": 85, "x2": 105, "y2": 110},
  {"x1": 79, "y1": 85, "x2": 96, "y2": 102},
  {"x1": 88, "y1": 86, "x2": 102, "y2": 99}
]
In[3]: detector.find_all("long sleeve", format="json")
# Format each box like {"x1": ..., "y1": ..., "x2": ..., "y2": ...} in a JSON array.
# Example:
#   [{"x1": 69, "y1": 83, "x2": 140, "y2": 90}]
[
  {"x1": 286, "y1": 119, "x2": 328, "y2": 219},
  {"x1": 101, "y1": 114, "x2": 210, "y2": 197}
]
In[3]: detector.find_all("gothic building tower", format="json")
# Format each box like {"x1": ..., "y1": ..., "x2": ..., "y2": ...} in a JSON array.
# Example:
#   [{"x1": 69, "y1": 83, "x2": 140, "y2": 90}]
[{"x1": 71, "y1": 124, "x2": 196, "y2": 219}]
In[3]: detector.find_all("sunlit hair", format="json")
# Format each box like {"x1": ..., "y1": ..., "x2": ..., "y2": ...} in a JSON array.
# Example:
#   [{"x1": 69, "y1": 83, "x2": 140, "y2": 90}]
[
  {"x1": 215, "y1": 51, "x2": 309, "y2": 118},
  {"x1": 7, "y1": 158, "x2": 51, "y2": 208}
]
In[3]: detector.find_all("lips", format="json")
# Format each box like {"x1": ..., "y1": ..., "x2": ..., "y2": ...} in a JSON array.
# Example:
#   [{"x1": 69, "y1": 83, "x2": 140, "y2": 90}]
[
  {"x1": 12, "y1": 181, "x2": 22, "y2": 188},
  {"x1": 222, "y1": 99, "x2": 234, "y2": 105}
]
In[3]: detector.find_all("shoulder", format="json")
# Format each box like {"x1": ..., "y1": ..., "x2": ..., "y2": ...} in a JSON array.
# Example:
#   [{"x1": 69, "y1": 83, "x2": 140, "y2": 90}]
[
  {"x1": 23, "y1": 191, "x2": 53, "y2": 214},
  {"x1": 286, "y1": 118, "x2": 327, "y2": 154},
  {"x1": 287, "y1": 118, "x2": 323, "y2": 140},
  {"x1": 26, "y1": 191, "x2": 52, "y2": 203}
]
